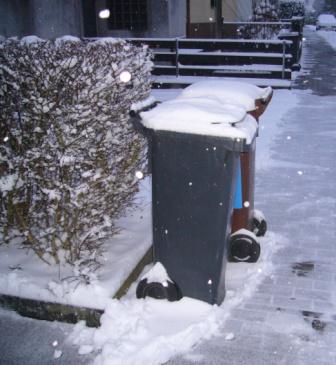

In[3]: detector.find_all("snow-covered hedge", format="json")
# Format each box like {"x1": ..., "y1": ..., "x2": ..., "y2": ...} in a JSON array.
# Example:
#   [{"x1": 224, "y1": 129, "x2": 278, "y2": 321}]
[
  {"x1": 252, "y1": 0, "x2": 278, "y2": 22},
  {"x1": 0, "y1": 36, "x2": 152, "y2": 269},
  {"x1": 238, "y1": 0, "x2": 279, "y2": 39},
  {"x1": 279, "y1": 0, "x2": 305, "y2": 19}
]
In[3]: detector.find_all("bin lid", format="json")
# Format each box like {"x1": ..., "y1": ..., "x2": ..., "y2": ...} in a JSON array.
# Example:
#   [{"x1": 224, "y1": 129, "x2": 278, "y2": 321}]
[
  {"x1": 177, "y1": 80, "x2": 273, "y2": 112},
  {"x1": 140, "y1": 97, "x2": 258, "y2": 144}
]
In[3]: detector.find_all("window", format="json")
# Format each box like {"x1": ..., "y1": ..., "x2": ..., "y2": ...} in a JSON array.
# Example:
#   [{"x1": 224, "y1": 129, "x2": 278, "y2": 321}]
[{"x1": 107, "y1": 0, "x2": 147, "y2": 31}]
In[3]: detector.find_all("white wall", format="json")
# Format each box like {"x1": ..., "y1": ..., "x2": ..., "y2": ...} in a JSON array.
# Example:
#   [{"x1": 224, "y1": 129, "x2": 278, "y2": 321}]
[
  {"x1": 223, "y1": 0, "x2": 253, "y2": 21},
  {"x1": 189, "y1": 0, "x2": 253, "y2": 23},
  {"x1": 190, "y1": 0, "x2": 214, "y2": 23},
  {"x1": 235, "y1": 0, "x2": 253, "y2": 21}
]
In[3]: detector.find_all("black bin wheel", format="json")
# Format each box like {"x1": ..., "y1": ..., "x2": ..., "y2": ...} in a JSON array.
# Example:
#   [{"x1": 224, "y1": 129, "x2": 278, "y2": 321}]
[
  {"x1": 252, "y1": 215, "x2": 267, "y2": 237},
  {"x1": 228, "y1": 233, "x2": 261, "y2": 263},
  {"x1": 136, "y1": 279, "x2": 183, "y2": 302}
]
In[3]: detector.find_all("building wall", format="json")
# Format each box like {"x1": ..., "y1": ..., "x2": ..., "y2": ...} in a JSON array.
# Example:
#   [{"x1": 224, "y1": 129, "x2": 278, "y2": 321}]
[
  {"x1": 0, "y1": 0, "x2": 32, "y2": 37},
  {"x1": 1, "y1": 0, "x2": 253, "y2": 40},
  {"x1": 189, "y1": 0, "x2": 253, "y2": 23},
  {"x1": 188, "y1": 0, "x2": 253, "y2": 37},
  {"x1": 0, "y1": 0, "x2": 82, "y2": 39},
  {"x1": 29, "y1": 0, "x2": 82, "y2": 39},
  {"x1": 168, "y1": 0, "x2": 187, "y2": 37},
  {"x1": 95, "y1": 0, "x2": 186, "y2": 38}
]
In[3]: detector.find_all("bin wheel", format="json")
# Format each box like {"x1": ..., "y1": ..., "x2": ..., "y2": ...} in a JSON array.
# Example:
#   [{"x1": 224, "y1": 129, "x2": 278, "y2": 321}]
[
  {"x1": 252, "y1": 215, "x2": 267, "y2": 237},
  {"x1": 136, "y1": 278, "x2": 183, "y2": 302},
  {"x1": 228, "y1": 234, "x2": 261, "y2": 263}
]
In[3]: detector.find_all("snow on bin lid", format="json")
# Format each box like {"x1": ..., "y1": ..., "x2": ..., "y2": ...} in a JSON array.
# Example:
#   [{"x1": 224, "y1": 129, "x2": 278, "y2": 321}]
[
  {"x1": 140, "y1": 97, "x2": 258, "y2": 144},
  {"x1": 177, "y1": 80, "x2": 273, "y2": 112}
]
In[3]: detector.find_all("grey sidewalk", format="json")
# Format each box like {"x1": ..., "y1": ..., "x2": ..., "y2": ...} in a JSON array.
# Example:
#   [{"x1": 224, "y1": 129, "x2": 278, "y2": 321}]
[
  {"x1": 0, "y1": 308, "x2": 93, "y2": 365},
  {"x1": 169, "y1": 26, "x2": 336, "y2": 365}
]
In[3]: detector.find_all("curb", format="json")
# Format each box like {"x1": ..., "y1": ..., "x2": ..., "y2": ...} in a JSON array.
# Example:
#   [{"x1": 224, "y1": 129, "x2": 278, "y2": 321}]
[
  {"x1": 0, "y1": 294, "x2": 103, "y2": 327},
  {"x1": 0, "y1": 247, "x2": 153, "y2": 327}
]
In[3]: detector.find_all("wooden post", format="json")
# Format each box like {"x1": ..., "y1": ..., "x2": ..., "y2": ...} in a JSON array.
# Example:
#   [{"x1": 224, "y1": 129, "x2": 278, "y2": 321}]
[
  {"x1": 282, "y1": 40, "x2": 286, "y2": 79},
  {"x1": 214, "y1": 0, "x2": 222, "y2": 38},
  {"x1": 175, "y1": 38, "x2": 179, "y2": 77}
]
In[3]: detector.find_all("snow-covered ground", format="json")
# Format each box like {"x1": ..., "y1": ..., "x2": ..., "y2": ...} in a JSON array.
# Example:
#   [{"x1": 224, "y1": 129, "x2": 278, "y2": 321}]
[
  {"x1": 67, "y1": 232, "x2": 283, "y2": 365},
  {"x1": 256, "y1": 89, "x2": 301, "y2": 170},
  {"x1": 1, "y1": 17, "x2": 336, "y2": 365},
  {"x1": 0, "y1": 79, "x2": 293, "y2": 312},
  {"x1": 0, "y1": 86, "x2": 294, "y2": 306},
  {"x1": 305, "y1": 24, "x2": 336, "y2": 54},
  {"x1": 0, "y1": 178, "x2": 152, "y2": 309},
  {"x1": 65, "y1": 26, "x2": 336, "y2": 363},
  {"x1": 0, "y1": 84, "x2": 300, "y2": 364},
  {"x1": 64, "y1": 86, "x2": 301, "y2": 365},
  {"x1": 316, "y1": 29, "x2": 336, "y2": 49}
]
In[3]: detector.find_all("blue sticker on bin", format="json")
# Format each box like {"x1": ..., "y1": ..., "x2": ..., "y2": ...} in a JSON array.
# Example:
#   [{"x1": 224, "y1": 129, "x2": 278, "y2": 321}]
[{"x1": 233, "y1": 160, "x2": 243, "y2": 209}]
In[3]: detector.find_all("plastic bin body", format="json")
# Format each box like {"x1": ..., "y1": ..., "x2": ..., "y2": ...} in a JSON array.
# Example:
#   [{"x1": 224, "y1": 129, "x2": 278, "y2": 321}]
[
  {"x1": 151, "y1": 130, "x2": 242, "y2": 305},
  {"x1": 174, "y1": 81, "x2": 272, "y2": 236},
  {"x1": 250, "y1": 100, "x2": 265, "y2": 121},
  {"x1": 231, "y1": 94, "x2": 272, "y2": 234},
  {"x1": 232, "y1": 138, "x2": 256, "y2": 233}
]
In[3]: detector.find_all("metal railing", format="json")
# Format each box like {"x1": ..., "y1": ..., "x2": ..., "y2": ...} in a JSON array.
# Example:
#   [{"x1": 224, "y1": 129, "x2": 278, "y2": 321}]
[
  {"x1": 125, "y1": 37, "x2": 293, "y2": 80},
  {"x1": 222, "y1": 21, "x2": 292, "y2": 40}
]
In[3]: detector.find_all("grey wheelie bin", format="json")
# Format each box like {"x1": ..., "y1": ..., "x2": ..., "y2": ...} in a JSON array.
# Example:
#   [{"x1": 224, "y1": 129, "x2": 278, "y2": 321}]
[{"x1": 136, "y1": 98, "x2": 258, "y2": 305}]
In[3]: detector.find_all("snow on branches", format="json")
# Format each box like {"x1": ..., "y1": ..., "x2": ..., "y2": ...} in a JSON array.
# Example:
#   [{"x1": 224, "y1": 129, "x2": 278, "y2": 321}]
[
  {"x1": 278, "y1": 0, "x2": 305, "y2": 19},
  {"x1": 0, "y1": 36, "x2": 152, "y2": 270},
  {"x1": 238, "y1": 1, "x2": 280, "y2": 39},
  {"x1": 253, "y1": 0, "x2": 279, "y2": 22}
]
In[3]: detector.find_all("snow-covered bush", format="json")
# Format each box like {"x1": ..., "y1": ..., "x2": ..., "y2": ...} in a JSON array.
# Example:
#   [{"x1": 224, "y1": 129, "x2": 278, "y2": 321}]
[
  {"x1": 253, "y1": 0, "x2": 279, "y2": 22},
  {"x1": 238, "y1": 0, "x2": 280, "y2": 39},
  {"x1": 0, "y1": 36, "x2": 152, "y2": 269},
  {"x1": 278, "y1": 0, "x2": 305, "y2": 19}
]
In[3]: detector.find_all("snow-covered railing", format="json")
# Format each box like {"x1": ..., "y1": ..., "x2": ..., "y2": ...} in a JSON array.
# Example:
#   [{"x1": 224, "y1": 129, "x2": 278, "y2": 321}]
[
  {"x1": 282, "y1": 16, "x2": 304, "y2": 30},
  {"x1": 124, "y1": 37, "x2": 294, "y2": 82},
  {"x1": 222, "y1": 21, "x2": 292, "y2": 40},
  {"x1": 278, "y1": 33, "x2": 302, "y2": 65}
]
